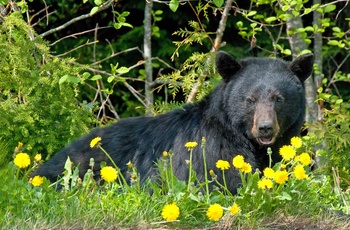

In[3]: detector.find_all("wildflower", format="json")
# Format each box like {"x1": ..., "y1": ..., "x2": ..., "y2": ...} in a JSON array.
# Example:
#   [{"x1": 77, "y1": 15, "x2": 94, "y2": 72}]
[
  {"x1": 161, "y1": 202, "x2": 180, "y2": 221},
  {"x1": 240, "y1": 162, "x2": 252, "y2": 173},
  {"x1": 274, "y1": 170, "x2": 289, "y2": 184},
  {"x1": 90, "y1": 137, "x2": 102, "y2": 148},
  {"x1": 216, "y1": 160, "x2": 230, "y2": 170},
  {"x1": 30, "y1": 175, "x2": 44, "y2": 187},
  {"x1": 14, "y1": 153, "x2": 31, "y2": 168},
  {"x1": 290, "y1": 136, "x2": 302, "y2": 148},
  {"x1": 184, "y1": 141, "x2": 198, "y2": 150},
  {"x1": 258, "y1": 178, "x2": 273, "y2": 189},
  {"x1": 279, "y1": 145, "x2": 296, "y2": 161},
  {"x1": 280, "y1": 164, "x2": 287, "y2": 170},
  {"x1": 14, "y1": 142, "x2": 23, "y2": 153},
  {"x1": 126, "y1": 161, "x2": 133, "y2": 169},
  {"x1": 206, "y1": 203, "x2": 223, "y2": 221},
  {"x1": 293, "y1": 164, "x2": 308, "y2": 180},
  {"x1": 232, "y1": 155, "x2": 245, "y2": 169},
  {"x1": 100, "y1": 166, "x2": 118, "y2": 182},
  {"x1": 209, "y1": 169, "x2": 215, "y2": 176},
  {"x1": 162, "y1": 151, "x2": 168, "y2": 157},
  {"x1": 298, "y1": 152, "x2": 312, "y2": 166},
  {"x1": 229, "y1": 203, "x2": 240, "y2": 216},
  {"x1": 263, "y1": 167, "x2": 275, "y2": 179},
  {"x1": 34, "y1": 154, "x2": 42, "y2": 162}
]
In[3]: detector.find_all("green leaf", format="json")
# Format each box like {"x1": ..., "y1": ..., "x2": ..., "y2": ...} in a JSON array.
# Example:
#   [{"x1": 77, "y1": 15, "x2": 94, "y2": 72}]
[
  {"x1": 114, "y1": 23, "x2": 122, "y2": 30},
  {"x1": 265, "y1": 16, "x2": 277, "y2": 23},
  {"x1": 213, "y1": 0, "x2": 224, "y2": 7},
  {"x1": 82, "y1": 72, "x2": 91, "y2": 79},
  {"x1": 90, "y1": 6, "x2": 99, "y2": 15},
  {"x1": 236, "y1": 21, "x2": 244, "y2": 28},
  {"x1": 59, "y1": 75, "x2": 68, "y2": 84},
  {"x1": 277, "y1": 192, "x2": 292, "y2": 201},
  {"x1": 169, "y1": 0, "x2": 179, "y2": 12},
  {"x1": 94, "y1": 0, "x2": 102, "y2": 5},
  {"x1": 282, "y1": 5, "x2": 290, "y2": 11},
  {"x1": 327, "y1": 40, "x2": 339, "y2": 46},
  {"x1": 324, "y1": 4, "x2": 336, "y2": 13},
  {"x1": 121, "y1": 11, "x2": 130, "y2": 17},
  {"x1": 283, "y1": 49, "x2": 292, "y2": 55},
  {"x1": 116, "y1": 66, "x2": 129, "y2": 74},
  {"x1": 90, "y1": 75, "x2": 102, "y2": 81},
  {"x1": 247, "y1": 11, "x2": 257, "y2": 17}
]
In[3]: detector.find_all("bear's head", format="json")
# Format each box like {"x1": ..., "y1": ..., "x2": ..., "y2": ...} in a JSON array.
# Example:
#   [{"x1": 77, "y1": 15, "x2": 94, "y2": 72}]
[{"x1": 216, "y1": 51, "x2": 314, "y2": 147}]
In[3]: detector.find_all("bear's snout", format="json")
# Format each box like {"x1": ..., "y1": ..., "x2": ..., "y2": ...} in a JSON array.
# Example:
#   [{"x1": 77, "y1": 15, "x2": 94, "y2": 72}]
[{"x1": 252, "y1": 104, "x2": 280, "y2": 146}]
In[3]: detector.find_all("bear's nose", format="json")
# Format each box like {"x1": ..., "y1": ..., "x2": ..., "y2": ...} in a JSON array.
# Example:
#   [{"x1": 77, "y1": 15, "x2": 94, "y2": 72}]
[{"x1": 258, "y1": 121, "x2": 274, "y2": 136}]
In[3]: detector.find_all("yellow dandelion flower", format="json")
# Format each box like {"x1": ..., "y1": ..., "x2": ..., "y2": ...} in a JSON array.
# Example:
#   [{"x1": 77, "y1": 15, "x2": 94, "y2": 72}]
[
  {"x1": 263, "y1": 167, "x2": 275, "y2": 179},
  {"x1": 209, "y1": 169, "x2": 215, "y2": 176},
  {"x1": 161, "y1": 202, "x2": 180, "y2": 221},
  {"x1": 162, "y1": 151, "x2": 168, "y2": 157},
  {"x1": 216, "y1": 160, "x2": 230, "y2": 170},
  {"x1": 258, "y1": 178, "x2": 273, "y2": 189},
  {"x1": 126, "y1": 161, "x2": 133, "y2": 169},
  {"x1": 293, "y1": 164, "x2": 308, "y2": 180},
  {"x1": 14, "y1": 153, "x2": 31, "y2": 168},
  {"x1": 291, "y1": 136, "x2": 302, "y2": 148},
  {"x1": 298, "y1": 152, "x2": 312, "y2": 166},
  {"x1": 100, "y1": 166, "x2": 118, "y2": 182},
  {"x1": 14, "y1": 142, "x2": 24, "y2": 152},
  {"x1": 229, "y1": 203, "x2": 240, "y2": 216},
  {"x1": 90, "y1": 137, "x2": 102, "y2": 148},
  {"x1": 280, "y1": 164, "x2": 287, "y2": 170},
  {"x1": 206, "y1": 204, "x2": 223, "y2": 221},
  {"x1": 240, "y1": 162, "x2": 252, "y2": 173},
  {"x1": 34, "y1": 154, "x2": 42, "y2": 162},
  {"x1": 31, "y1": 175, "x2": 44, "y2": 187},
  {"x1": 232, "y1": 155, "x2": 245, "y2": 169},
  {"x1": 184, "y1": 141, "x2": 198, "y2": 150},
  {"x1": 274, "y1": 170, "x2": 289, "y2": 184},
  {"x1": 279, "y1": 145, "x2": 296, "y2": 161}
]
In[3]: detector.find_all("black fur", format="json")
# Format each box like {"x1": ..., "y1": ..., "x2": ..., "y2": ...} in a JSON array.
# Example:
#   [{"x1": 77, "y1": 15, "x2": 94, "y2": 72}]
[{"x1": 31, "y1": 51, "x2": 314, "y2": 193}]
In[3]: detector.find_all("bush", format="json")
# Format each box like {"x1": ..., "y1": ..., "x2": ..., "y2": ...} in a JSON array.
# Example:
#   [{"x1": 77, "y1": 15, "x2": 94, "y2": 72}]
[
  {"x1": 0, "y1": 13, "x2": 95, "y2": 165},
  {"x1": 308, "y1": 99, "x2": 350, "y2": 189}
]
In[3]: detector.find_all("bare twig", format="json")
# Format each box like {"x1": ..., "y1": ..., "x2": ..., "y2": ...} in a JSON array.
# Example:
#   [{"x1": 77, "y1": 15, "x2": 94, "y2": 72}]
[
  {"x1": 92, "y1": 46, "x2": 143, "y2": 66},
  {"x1": 39, "y1": 0, "x2": 114, "y2": 37},
  {"x1": 49, "y1": 26, "x2": 112, "y2": 46},
  {"x1": 55, "y1": 40, "x2": 98, "y2": 57}
]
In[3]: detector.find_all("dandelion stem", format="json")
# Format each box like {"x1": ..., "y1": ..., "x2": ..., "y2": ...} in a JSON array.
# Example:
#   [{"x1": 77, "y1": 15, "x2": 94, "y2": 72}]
[
  {"x1": 222, "y1": 170, "x2": 228, "y2": 192},
  {"x1": 187, "y1": 148, "x2": 193, "y2": 192},
  {"x1": 267, "y1": 147, "x2": 273, "y2": 168},
  {"x1": 169, "y1": 151, "x2": 175, "y2": 191},
  {"x1": 201, "y1": 138, "x2": 210, "y2": 204}
]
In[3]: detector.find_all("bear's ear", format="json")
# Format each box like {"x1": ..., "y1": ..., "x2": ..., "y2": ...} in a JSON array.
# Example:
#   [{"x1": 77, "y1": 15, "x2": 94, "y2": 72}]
[
  {"x1": 289, "y1": 53, "x2": 314, "y2": 82},
  {"x1": 216, "y1": 51, "x2": 242, "y2": 82}
]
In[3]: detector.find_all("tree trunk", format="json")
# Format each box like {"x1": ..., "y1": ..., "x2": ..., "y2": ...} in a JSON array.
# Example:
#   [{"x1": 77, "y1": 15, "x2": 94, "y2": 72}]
[
  {"x1": 286, "y1": 16, "x2": 318, "y2": 124},
  {"x1": 144, "y1": 0, "x2": 153, "y2": 115}
]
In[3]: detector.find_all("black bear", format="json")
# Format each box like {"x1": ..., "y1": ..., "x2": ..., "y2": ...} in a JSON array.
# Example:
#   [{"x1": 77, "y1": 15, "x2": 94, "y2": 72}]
[{"x1": 31, "y1": 51, "x2": 314, "y2": 193}]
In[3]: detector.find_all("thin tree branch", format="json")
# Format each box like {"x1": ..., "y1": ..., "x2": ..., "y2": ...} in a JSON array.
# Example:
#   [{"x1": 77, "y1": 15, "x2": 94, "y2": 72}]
[
  {"x1": 55, "y1": 40, "x2": 98, "y2": 57},
  {"x1": 211, "y1": 0, "x2": 234, "y2": 52},
  {"x1": 187, "y1": 0, "x2": 233, "y2": 102},
  {"x1": 39, "y1": 0, "x2": 114, "y2": 37}
]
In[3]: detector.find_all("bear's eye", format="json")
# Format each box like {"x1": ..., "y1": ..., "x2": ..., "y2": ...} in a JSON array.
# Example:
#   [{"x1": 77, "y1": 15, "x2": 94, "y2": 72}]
[
  {"x1": 276, "y1": 95, "x2": 284, "y2": 102},
  {"x1": 246, "y1": 97, "x2": 255, "y2": 105}
]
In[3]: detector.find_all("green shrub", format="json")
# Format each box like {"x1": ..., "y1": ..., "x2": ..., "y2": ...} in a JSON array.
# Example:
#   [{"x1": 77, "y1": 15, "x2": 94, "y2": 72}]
[
  {"x1": 308, "y1": 99, "x2": 350, "y2": 189},
  {"x1": 0, "y1": 13, "x2": 95, "y2": 165}
]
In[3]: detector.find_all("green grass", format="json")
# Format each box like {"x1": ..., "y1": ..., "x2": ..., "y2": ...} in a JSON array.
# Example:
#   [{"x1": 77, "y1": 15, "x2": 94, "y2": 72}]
[{"x1": 1, "y1": 138, "x2": 350, "y2": 229}]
